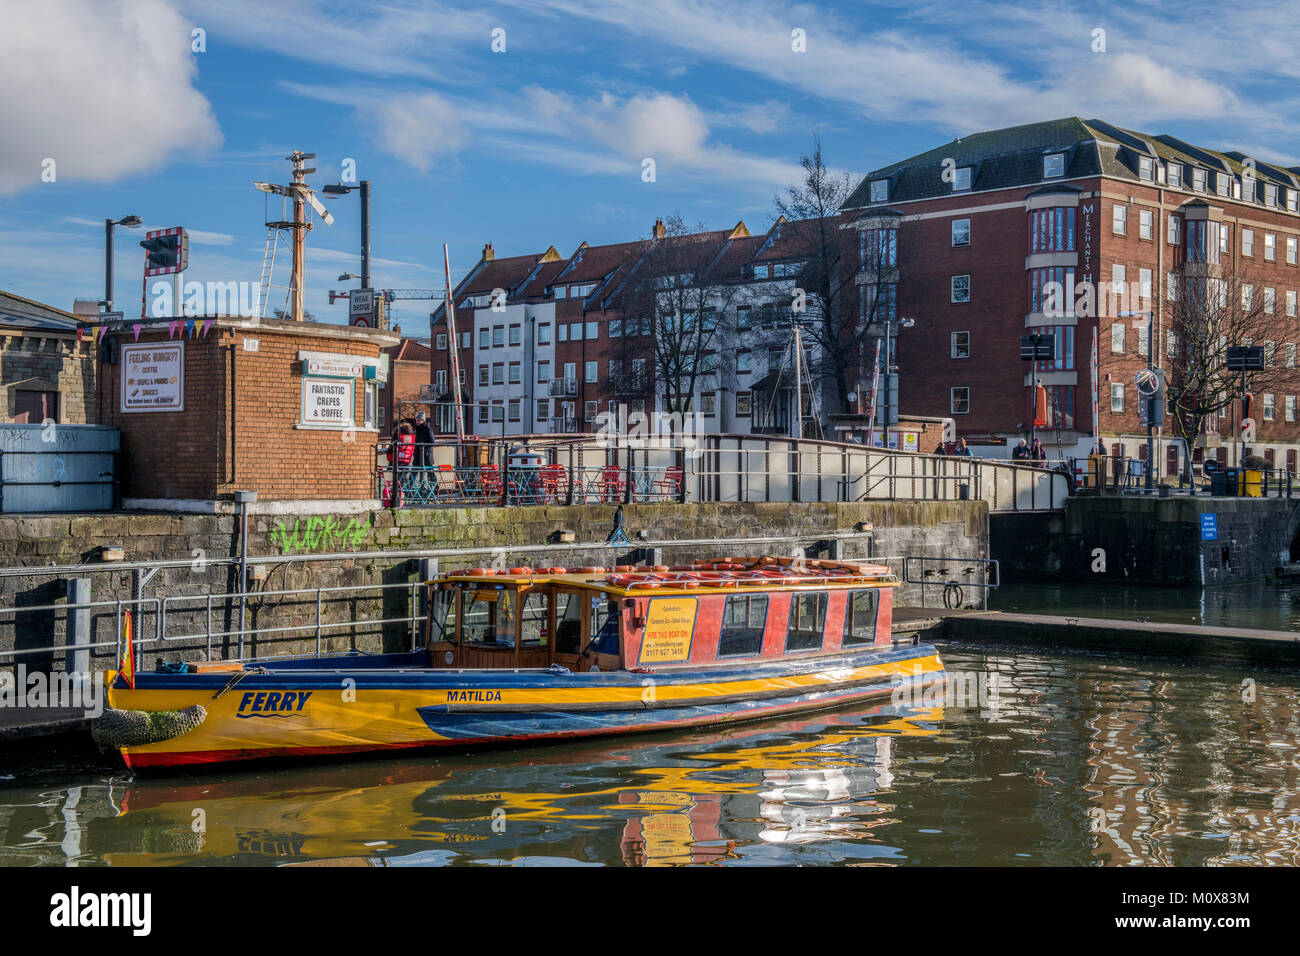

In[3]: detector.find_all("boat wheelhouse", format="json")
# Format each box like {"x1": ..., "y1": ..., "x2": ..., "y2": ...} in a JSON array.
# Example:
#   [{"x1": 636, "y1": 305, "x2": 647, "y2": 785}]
[{"x1": 99, "y1": 557, "x2": 945, "y2": 771}]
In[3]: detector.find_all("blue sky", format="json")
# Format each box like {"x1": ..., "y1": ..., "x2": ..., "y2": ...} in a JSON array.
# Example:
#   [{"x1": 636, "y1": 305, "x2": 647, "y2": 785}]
[{"x1": 3, "y1": 0, "x2": 1299, "y2": 331}]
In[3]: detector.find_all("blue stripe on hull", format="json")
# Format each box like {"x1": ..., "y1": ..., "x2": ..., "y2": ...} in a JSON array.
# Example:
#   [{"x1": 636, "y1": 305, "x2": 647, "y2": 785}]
[{"x1": 415, "y1": 670, "x2": 942, "y2": 742}]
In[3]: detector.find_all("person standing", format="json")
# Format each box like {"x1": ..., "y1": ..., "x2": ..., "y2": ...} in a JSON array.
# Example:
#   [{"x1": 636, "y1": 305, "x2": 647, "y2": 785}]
[
  {"x1": 956, "y1": 438, "x2": 974, "y2": 457},
  {"x1": 1012, "y1": 439, "x2": 1029, "y2": 460},
  {"x1": 414, "y1": 411, "x2": 435, "y2": 468},
  {"x1": 1030, "y1": 438, "x2": 1047, "y2": 463}
]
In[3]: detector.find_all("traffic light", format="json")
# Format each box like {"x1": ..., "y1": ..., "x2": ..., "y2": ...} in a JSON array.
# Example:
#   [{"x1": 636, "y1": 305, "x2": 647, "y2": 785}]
[{"x1": 140, "y1": 227, "x2": 188, "y2": 276}]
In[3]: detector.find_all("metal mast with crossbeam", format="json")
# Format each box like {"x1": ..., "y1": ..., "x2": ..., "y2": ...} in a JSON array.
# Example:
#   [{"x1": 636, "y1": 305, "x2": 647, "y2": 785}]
[{"x1": 254, "y1": 151, "x2": 334, "y2": 321}]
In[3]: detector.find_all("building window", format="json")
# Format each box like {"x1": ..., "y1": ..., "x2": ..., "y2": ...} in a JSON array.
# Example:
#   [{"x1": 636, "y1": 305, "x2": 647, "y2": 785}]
[
  {"x1": 508, "y1": 324, "x2": 521, "y2": 346},
  {"x1": 585, "y1": 320, "x2": 598, "y2": 340},
  {"x1": 436, "y1": 333, "x2": 447, "y2": 350},
  {"x1": 584, "y1": 361, "x2": 597, "y2": 383},
  {"x1": 1288, "y1": 291, "x2": 1297, "y2": 317},
  {"x1": 477, "y1": 404, "x2": 489, "y2": 424},
  {"x1": 951, "y1": 218, "x2": 970, "y2": 247},
  {"x1": 609, "y1": 318, "x2": 623, "y2": 337},
  {"x1": 1243, "y1": 229, "x2": 1255, "y2": 256},
  {"x1": 537, "y1": 360, "x2": 550, "y2": 382},
  {"x1": 536, "y1": 399, "x2": 549, "y2": 421},
  {"x1": 1043, "y1": 153, "x2": 1065, "y2": 178},
  {"x1": 1168, "y1": 163, "x2": 1183, "y2": 188},
  {"x1": 701, "y1": 393, "x2": 716, "y2": 417},
  {"x1": 1111, "y1": 383, "x2": 1124, "y2": 412},
  {"x1": 951, "y1": 331, "x2": 970, "y2": 359},
  {"x1": 1030, "y1": 207, "x2": 1075, "y2": 252},
  {"x1": 478, "y1": 328, "x2": 490, "y2": 349},
  {"x1": 1139, "y1": 209, "x2": 1153, "y2": 240},
  {"x1": 1266, "y1": 233, "x2": 1277, "y2": 261},
  {"x1": 1139, "y1": 268, "x2": 1152, "y2": 302},
  {"x1": 1264, "y1": 394, "x2": 1276, "y2": 421},
  {"x1": 1243, "y1": 285, "x2": 1254, "y2": 309},
  {"x1": 567, "y1": 322, "x2": 580, "y2": 341},
  {"x1": 493, "y1": 326, "x2": 505, "y2": 347},
  {"x1": 1216, "y1": 171, "x2": 1231, "y2": 197},
  {"x1": 508, "y1": 362, "x2": 521, "y2": 384},
  {"x1": 508, "y1": 399, "x2": 521, "y2": 422},
  {"x1": 584, "y1": 400, "x2": 598, "y2": 422},
  {"x1": 1112, "y1": 322, "x2": 1125, "y2": 353},
  {"x1": 1289, "y1": 237, "x2": 1298, "y2": 265},
  {"x1": 1193, "y1": 168, "x2": 1207, "y2": 192},
  {"x1": 951, "y1": 275, "x2": 970, "y2": 303},
  {"x1": 1030, "y1": 266, "x2": 1075, "y2": 315},
  {"x1": 869, "y1": 179, "x2": 888, "y2": 203},
  {"x1": 461, "y1": 331, "x2": 471, "y2": 349},
  {"x1": 538, "y1": 323, "x2": 551, "y2": 345},
  {"x1": 1112, "y1": 204, "x2": 1127, "y2": 235},
  {"x1": 736, "y1": 391, "x2": 752, "y2": 417},
  {"x1": 860, "y1": 228, "x2": 898, "y2": 267},
  {"x1": 950, "y1": 386, "x2": 970, "y2": 414},
  {"x1": 952, "y1": 166, "x2": 972, "y2": 191},
  {"x1": 1266, "y1": 183, "x2": 1279, "y2": 207},
  {"x1": 843, "y1": 590, "x2": 880, "y2": 646},
  {"x1": 435, "y1": 369, "x2": 446, "y2": 391},
  {"x1": 1139, "y1": 156, "x2": 1155, "y2": 181},
  {"x1": 492, "y1": 363, "x2": 505, "y2": 385},
  {"x1": 1288, "y1": 396, "x2": 1297, "y2": 422},
  {"x1": 478, "y1": 364, "x2": 488, "y2": 386},
  {"x1": 1168, "y1": 215, "x2": 1180, "y2": 245},
  {"x1": 1167, "y1": 272, "x2": 1178, "y2": 302},
  {"x1": 1112, "y1": 263, "x2": 1126, "y2": 295},
  {"x1": 1264, "y1": 341, "x2": 1276, "y2": 366},
  {"x1": 558, "y1": 324, "x2": 567, "y2": 342},
  {"x1": 737, "y1": 351, "x2": 753, "y2": 374},
  {"x1": 735, "y1": 306, "x2": 751, "y2": 331},
  {"x1": 1266, "y1": 288, "x2": 1276, "y2": 313}
]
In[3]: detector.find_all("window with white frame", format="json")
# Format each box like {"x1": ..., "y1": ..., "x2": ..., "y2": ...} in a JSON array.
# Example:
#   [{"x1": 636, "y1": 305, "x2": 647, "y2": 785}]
[
  {"x1": 558, "y1": 324, "x2": 567, "y2": 342},
  {"x1": 953, "y1": 167, "x2": 972, "y2": 191},
  {"x1": 1289, "y1": 290, "x2": 1297, "y2": 317},
  {"x1": 1167, "y1": 272, "x2": 1178, "y2": 301},
  {"x1": 1266, "y1": 287, "x2": 1276, "y2": 313},
  {"x1": 870, "y1": 180, "x2": 888, "y2": 202},
  {"x1": 951, "y1": 331, "x2": 970, "y2": 358},
  {"x1": 1216, "y1": 171, "x2": 1231, "y2": 196},
  {"x1": 951, "y1": 218, "x2": 970, "y2": 247},
  {"x1": 1168, "y1": 215, "x2": 1180, "y2": 245},
  {"x1": 1289, "y1": 237, "x2": 1298, "y2": 265},
  {"x1": 1290, "y1": 189, "x2": 1299, "y2": 211},
  {"x1": 1110, "y1": 383, "x2": 1124, "y2": 411},
  {"x1": 1166, "y1": 330, "x2": 1178, "y2": 360},
  {"x1": 585, "y1": 320, "x2": 598, "y2": 340},
  {"x1": 1243, "y1": 229, "x2": 1255, "y2": 256},
  {"x1": 584, "y1": 400, "x2": 598, "y2": 422},
  {"x1": 951, "y1": 275, "x2": 970, "y2": 303},
  {"x1": 1112, "y1": 263, "x2": 1126, "y2": 295},
  {"x1": 537, "y1": 360, "x2": 550, "y2": 382},
  {"x1": 1288, "y1": 395, "x2": 1297, "y2": 422},
  {"x1": 478, "y1": 364, "x2": 488, "y2": 386},
  {"x1": 1111, "y1": 322, "x2": 1125, "y2": 353},
  {"x1": 508, "y1": 362, "x2": 521, "y2": 384},
  {"x1": 1139, "y1": 268, "x2": 1152, "y2": 301},
  {"x1": 436, "y1": 333, "x2": 448, "y2": 350},
  {"x1": 1243, "y1": 284, "x2": 1255, "y2": 309},
  {"x1": 1264, "y1": 394, "x2": 1276, "y2": 420},
  {"x1": 1193, "y1": 168, "x2": 1207, "y2": 191},
  {"x1": 478, "y1": 328, "x2": 490, "y2": 349},
  {"x1": 1113, "y1": 204, "x2": 1127, "y2": 235},
  {"x1": 538, "y1": 323, "x2": 551, "y2": 345},
  {"x1": 1266, "y1": 233, "x2": 1277, "y2": 261},
  {"x1": 1139, "y1": 209, "x2": 1153, "y2": 239},
  {"x1": 1168, "y1": 163, "x2": 1183, "y2": 188},
  {"x1": 1043, "y1": 153, "x2": 1065, "y2": 178},
  {"x1": 1288, "y1": 343, "x2": 1297, "y2": 367},
  {"x1": 1139, "y1": 156, "x2": 1155, "y2": 181},
  {"x1": 950, "y1": 387, "x2": 970, "y2": 414},
  {"x1": 1264, "y1": 341, "x2": 1276, "y2": 367},
  {"x1": 1266, "y1": 183, "x2": 1279, "y2": 207},
  {"x1": 584, "y1": 361, "x2": 597, "y2": 383},
  {"x1": 569, "y1": 322, "x2": 582, "y2": 341},
  {"x1": 508, "y1": 325, "x2": 521, "y2": 346}
]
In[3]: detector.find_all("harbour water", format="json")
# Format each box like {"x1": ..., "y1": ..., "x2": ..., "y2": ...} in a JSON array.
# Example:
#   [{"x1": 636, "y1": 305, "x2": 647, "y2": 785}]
[{"x1": 2, "y1": 629, "x2": 1298, "y2": 866}]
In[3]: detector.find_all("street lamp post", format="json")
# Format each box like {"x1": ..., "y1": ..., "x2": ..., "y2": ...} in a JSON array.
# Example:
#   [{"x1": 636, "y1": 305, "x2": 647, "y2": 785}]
[
  {"x1": 322, "y1": 181, "x2": 371, "y2": 289},
  {"x1": 880, "y1": 316, "x2": 915, "y2": 449},
  {"x1": 1119, "y1": 310, "x2": 1156, "y2": 491},
  {"x1": 103, "y1": 214, "x2": 142, "y2": 312}
]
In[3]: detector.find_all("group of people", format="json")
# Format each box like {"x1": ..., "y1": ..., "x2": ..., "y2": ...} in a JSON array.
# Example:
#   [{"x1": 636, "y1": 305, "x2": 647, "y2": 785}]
[
  {"x1": 1012, "y1": 438, "x2": 1048, "y2": 463},
  {"x1": 388, "y1": 411, "x2": 436, "y2": 469}
]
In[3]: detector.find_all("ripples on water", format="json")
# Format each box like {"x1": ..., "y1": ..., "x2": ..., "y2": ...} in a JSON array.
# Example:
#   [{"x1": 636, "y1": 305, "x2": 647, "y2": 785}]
[{"x1": 2, "y1": 645, "x2": 1298, "y2": 867}]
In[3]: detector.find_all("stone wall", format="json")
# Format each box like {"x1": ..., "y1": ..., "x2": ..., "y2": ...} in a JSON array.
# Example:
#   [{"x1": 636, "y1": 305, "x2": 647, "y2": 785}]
[
  {"x1": 0, "y1": 499, "x2": 986, "y2": 672},
  {"x1": 992, "y1": 495, "x2": 1300, "y2": 586},
  {"x1": 1, "y1": 332, "x2": 97, "y2": 424}
]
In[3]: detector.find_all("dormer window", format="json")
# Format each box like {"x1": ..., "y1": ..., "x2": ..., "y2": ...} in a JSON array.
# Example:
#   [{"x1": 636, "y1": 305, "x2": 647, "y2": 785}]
[
  {"x1": 1288, "y1": 189, "x2": 1298, "y2": 212},
  {"x1": 1193, "y1": 168, "x2": 1207, "y2": 192},
  {"x1": 1265, "y1": 183, "x2": 1278, "y2": 207},
  {"x1": 1138, "y1": 156, "x2": 1155, "y2": 181},
  {"x1": 1167, "y1": 163, "x2": 1183, "y2": 188},
  {"x1": 869, "y1": 180, "x2": 888, "y2": 203},
  {"x1": 1043, "y1": 153, "x2": 1065, "y2": 178},
  {"x1": 952, "y1": 167, "x2": 972, "y2": 191},
  {"x1": 1216, "y1": 172, "x2": 1231, "y2": 197}
]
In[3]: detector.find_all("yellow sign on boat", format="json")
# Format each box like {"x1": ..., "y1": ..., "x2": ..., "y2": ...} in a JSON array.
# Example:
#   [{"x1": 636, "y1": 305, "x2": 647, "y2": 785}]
[{"x1": 639, "y1": 598, "x2": 697, "y2": 664}]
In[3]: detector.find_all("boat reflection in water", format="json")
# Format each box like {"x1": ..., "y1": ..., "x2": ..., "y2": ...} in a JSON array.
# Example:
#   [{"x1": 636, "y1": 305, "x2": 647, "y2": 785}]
[{"x1": 97, "y1": 702, "x2": 942, "y2": 867}]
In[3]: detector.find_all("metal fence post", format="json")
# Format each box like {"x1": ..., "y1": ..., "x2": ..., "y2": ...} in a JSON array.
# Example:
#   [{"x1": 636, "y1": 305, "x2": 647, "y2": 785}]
[{"x1": 65, "y1": 578, "x2": 90, "y2": 677}]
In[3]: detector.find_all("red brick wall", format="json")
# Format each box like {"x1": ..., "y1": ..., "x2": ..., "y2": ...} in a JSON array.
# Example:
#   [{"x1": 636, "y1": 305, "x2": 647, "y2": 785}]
[{"x1": 101, "y1": 322, "x2": 391, "y2": 501}]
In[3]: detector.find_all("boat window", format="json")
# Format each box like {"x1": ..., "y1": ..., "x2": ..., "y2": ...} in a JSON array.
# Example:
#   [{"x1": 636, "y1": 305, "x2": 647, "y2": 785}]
[
  {"x1": 520, "y1": 590, "x2": 549, "y2": 648},
  {"x1": 462, "y1": 588, "x2": 516, "y2": 647},
  {"x1": 430, "y1": 586, "x2": 457, "y2": 643},
  {"x1": 588, "y1": 597, "x2": 621, "y2": 656},
  {"x1": 719, "y1": 594, "x2": 768, "y2": 657},
  {"x1": 555, "y1": 591, "x2": 583, "y2": 655},
  {"x1": 843, "y1": 590, "x2": 880, "y2": 646},
  {"x1": 785, "y1": 592, "x2": 827, "y2": 653}
]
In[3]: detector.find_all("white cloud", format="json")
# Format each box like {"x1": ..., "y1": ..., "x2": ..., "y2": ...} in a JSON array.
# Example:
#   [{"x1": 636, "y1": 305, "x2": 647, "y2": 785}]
[
  {"x1": 0, "y1": 0, "x2": 222, "y2": 196},
  {"x1": 371, "y1": 92, "x2": 468, "y2": 172}
]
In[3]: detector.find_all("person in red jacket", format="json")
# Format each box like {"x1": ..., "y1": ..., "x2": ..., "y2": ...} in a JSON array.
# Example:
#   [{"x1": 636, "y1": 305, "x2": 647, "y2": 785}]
[{"x1": 386, "y1": 423, "x2": 415, "y2": 506}]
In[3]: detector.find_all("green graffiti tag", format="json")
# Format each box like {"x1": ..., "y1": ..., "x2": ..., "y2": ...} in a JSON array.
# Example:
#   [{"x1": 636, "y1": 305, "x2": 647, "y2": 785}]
[{"x1": 271, "y1": 515, "x2": 369, "y2": 554}]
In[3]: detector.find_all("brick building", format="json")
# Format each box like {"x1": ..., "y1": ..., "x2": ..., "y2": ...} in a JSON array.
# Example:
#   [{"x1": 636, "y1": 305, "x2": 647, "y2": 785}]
[
  {"x1": 843, "y1": 117, "x2": 1300, "y2": 472},
  {"x1": 96, "y1": 316, "x2": 396, "y2": 510},
  {"x1": 427, "y1": 221, "x2": 820, "y2": 438},
  {"x1": 379, "y1": 336, "x2": 436, "y2": 432},
  {"x1": 1, "y1": 290, "x2": 98, "y2": 424}
]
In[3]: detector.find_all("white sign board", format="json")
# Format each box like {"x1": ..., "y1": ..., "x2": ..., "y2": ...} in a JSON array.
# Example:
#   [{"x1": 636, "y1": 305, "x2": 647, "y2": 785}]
[
  {"x1": 301, "y1": 377, "x2": 354, "y2": 427},
  {"x1": 902, "y1": 431, "x2": 919, "y2": 453},
  {"x1": 349, "y1": 289, "x2": 375, "y2": 317},
  {"x1": 121, "y1": 343, "x2": 184, "y2": 412},
  {"x1": 305, "y1": 356, "x2": 363, "y2": 378}
]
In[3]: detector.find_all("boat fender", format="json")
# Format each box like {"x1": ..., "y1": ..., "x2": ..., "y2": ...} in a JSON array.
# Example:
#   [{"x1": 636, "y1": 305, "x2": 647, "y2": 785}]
[
  {"x1": 534, "y1": 567, "x2": 567, "y2": 574},
  {"x1": 91, "y1": 705, "x2": 207, "y2": 750},
  {"x1": 614, "y1": 565, "x2": 637, "y2": 573},
  {"x1": 573, "y1": 566, "x2": 607, "y2": 574},
  {"x1": 508, "y1": 567, "x2": 532, "y2": 575}
]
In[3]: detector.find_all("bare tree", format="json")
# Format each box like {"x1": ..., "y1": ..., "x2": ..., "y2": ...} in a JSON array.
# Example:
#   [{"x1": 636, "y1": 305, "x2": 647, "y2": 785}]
[
  {"x1": 773, "y1": 133, "x2": 858, "y2": 417},
  {"x1": 1165, "y1": 264, "x2": 1293, "y2": 475},
  {"x1": 618, "y1": 214, "x2": 740, "y2": 417}
]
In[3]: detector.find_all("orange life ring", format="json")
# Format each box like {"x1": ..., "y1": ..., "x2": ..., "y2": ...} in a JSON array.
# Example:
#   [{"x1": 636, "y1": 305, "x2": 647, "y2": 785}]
[
  {"x1": 614, "y1": 565, "x2": 637, "y2": 573},
  {"x1": 606, "y1": 574, "x2": 632, "y2": 587},
  {"x1": 508, "y1": 567, "x2": 532, "y2": 575},
  {"x1": 573, "y1": 566, "x2": 607, "y2": 574},
  {"x1": 534, "y1": 566, "x2": 567, "y2": 574},
  {"x1": 450, "y1": 568, "x2": 494, "y2": 576},
  {"x1": 650, "y1": 565, "x2": 670, "y2": 572}
]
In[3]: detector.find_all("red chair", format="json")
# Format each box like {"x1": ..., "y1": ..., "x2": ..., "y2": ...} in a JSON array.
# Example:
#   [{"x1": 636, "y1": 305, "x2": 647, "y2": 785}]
[
  {"x1": 654, "y1": 465, "x2": 682, "y2": 499},
  {"x1": 435, "y1": 464, "x2": 465, "y2": 500},
  {"x1": 478, "y1": 464, "x2": 503, "y2": 502},
  {"x1": 539, "y1": 463, "x2": 569, "y2": 502},
  {"x1": 599, "y1": 464, "x2": 625, "y2": 502}
]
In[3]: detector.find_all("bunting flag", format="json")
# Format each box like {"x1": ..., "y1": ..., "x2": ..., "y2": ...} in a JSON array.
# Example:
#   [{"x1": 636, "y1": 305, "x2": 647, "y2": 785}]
[
  {"x1": 185, "y1": 318, "x2": 196, "y2": 337},
  {"x1": 120, "y1": 608, "x2": 136, "y2": 691},
  {"x1": 96, "y1": 325, "x2": 107, "y2": 343},
  {"x1": 132, "y1": 323, "x2": 143, "y2": 341},
  {"x1": 168, "y1": 320, "x2": 181, "y2": 339},
  {"x1": 76, "y1": 328, "x2": 84, "y2": 343},
  {"x1": 196, "y1": 319, "x2": 207, "y2": 337}
]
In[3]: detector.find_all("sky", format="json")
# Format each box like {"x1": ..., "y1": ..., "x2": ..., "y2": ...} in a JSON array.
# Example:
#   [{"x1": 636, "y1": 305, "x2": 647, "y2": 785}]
[{"x1": 2, "y1": 0, "x2": 1299, "y2": 332}]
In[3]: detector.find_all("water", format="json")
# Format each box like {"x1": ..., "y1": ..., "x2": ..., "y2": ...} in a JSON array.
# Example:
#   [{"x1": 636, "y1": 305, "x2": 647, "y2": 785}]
[{"x1": 2, "y1": 642, "x2": 1299, "y2": 866}]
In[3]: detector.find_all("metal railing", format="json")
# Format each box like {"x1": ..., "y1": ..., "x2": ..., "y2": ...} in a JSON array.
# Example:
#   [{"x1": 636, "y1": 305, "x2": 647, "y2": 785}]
[
  {"x1": 882, "y1": 555, "x2": 1000, "y2": 610},
  {"x1": 1071, "y1": 456, "x2": 1297, "y2": 497}
]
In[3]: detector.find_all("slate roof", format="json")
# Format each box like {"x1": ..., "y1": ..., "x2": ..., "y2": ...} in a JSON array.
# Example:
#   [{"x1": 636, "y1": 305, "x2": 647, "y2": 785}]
[
  {"x1": 0, "y1": 290, "x2": 80, "y2": 331},
  {"x1": 844, "y1": 116, "x2": 1300, "y2": 209}
]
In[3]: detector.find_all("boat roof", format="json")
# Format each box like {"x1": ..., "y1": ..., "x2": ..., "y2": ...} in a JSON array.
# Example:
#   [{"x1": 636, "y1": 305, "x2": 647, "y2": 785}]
[{"x1": 432, "y1": 558, "x2": 899, "y2": 596}]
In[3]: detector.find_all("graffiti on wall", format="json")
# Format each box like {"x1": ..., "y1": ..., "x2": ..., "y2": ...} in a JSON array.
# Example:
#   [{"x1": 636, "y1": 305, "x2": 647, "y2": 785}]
[{"x1": 271, "y1": 515, "x2": 369, "y2": 554}]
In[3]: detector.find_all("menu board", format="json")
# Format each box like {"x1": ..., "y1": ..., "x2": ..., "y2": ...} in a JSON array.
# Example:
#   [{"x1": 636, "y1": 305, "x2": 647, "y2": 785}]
[
  {"x1": 638, "y1": 597, "x2": 698, "y2": 664},
  {"x1": 301, "y1": 376, "x2": 355, "y2": 427},
  {"x1": 121, "y1": 343, "x2": 184, "y2": 412}
]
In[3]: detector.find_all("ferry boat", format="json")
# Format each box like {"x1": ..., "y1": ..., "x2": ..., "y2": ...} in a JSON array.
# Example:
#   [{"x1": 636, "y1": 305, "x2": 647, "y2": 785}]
[{"x1": 97, "y1": 556, "x2": 946, "y2": 771}]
